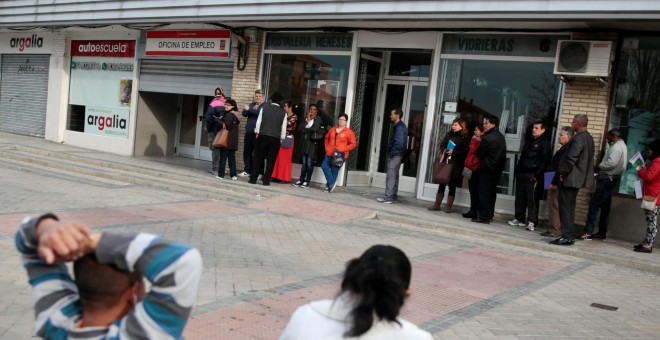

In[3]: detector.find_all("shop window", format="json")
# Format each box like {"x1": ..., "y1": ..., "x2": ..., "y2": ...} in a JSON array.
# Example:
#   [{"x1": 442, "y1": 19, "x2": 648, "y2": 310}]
[
  {"x1": 428, "y1": 58, "x2": 560, "y2": 195},
  {"x1": 388, "y1": 51, "x2": 431, "y2": 78},
  {"x1": 609, "y1": 37, "x2": 660, "y2": 195},
  {"x1": 262, "y1": 53, "x2": 350, "y2": 164}
]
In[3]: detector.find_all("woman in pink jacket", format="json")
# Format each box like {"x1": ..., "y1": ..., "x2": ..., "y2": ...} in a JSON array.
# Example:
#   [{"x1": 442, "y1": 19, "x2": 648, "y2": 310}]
[{"x1": 635, "y1": 139, "x2": 660, "y2": 253}]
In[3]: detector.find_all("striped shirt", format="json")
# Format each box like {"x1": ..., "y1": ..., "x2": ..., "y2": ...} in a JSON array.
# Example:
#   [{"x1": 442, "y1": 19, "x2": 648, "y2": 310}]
[{"x1": 15, "y1": 214, "x2": 203, "y2": 339}]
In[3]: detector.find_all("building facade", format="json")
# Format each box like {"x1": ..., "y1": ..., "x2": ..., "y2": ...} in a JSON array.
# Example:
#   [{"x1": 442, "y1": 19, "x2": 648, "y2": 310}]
[{"x1": 1, "y1": 1, "x2": 659, "y2": 241}]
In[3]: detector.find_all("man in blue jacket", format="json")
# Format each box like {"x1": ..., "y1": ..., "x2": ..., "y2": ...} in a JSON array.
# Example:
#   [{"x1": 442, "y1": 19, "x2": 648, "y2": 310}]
[
  {"x1": 239, "y1": 89, "x2": 266, "y2": 177},
  {"x1": 377, "y1": 108, "x2": 408, "y2": 204}
]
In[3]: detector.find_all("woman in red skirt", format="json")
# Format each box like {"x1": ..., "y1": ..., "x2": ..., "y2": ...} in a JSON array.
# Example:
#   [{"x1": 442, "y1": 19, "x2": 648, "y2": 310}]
[{"x1": 272, "y1": 101, "x2": 298, "y2": 183}]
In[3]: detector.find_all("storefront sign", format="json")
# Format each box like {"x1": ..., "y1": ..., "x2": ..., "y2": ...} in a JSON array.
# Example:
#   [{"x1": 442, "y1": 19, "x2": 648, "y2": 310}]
[
  {"x1": 442, "y1": 34, "x2": 570, "y2": 58},
  {"x1": 85, "y1": 106, "x2": 129, "y2": 138},
  {"x1": 145, "y1": 30, "x2": 231, "y2": 57},
  {"x1": 265, "y1": 33, "x2": 353, "y2": 51},
  {"x1": 71, "y1": 40, "x2": 136, "y2": 58},
  {"x1": 0, "y1": 32, "x2": 53, "y2": 54}
]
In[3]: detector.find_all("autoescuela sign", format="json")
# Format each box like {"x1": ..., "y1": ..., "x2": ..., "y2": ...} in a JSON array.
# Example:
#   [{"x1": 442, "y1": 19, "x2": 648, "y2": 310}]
[
  {"x1": 0, "y1": 32, "x2": 53, "y2": 54},
  {"x1": 145, "y1": 30, "x2": 231, "y2": 57}
]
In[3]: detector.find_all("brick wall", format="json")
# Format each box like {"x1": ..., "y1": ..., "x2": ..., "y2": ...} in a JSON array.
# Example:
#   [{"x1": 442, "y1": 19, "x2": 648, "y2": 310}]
[
  {"x1": 230, "y1": 31, "x2": 265, "y2": 172},
  {"x1": 558, "y1": 32, "x2": 619, "y2": 225}
]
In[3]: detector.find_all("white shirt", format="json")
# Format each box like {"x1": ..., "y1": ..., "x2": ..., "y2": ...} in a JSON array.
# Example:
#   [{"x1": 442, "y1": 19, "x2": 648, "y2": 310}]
[{"x1": 280, "y1": 294, "x2": 433, "y2": 340}]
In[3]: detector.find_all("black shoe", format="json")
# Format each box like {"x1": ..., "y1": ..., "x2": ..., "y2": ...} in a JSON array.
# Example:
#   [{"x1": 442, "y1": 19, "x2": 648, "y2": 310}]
[
  {"x1": 471, "y1": 218, "x2": 490, "y2": 224},
  {"x1": 462, "y1": 211, "x2": 477, "y2": 218},
  {"x1": 634, "y1": 246, "x2": 652, "y2": 253},
  {"x1": 634, "y1": 243, "x2": 645, "y2": 249},
  {"x1": 540, "y1": 231, "x2": 556, "y2": 237},
  {"x1": 549, "y1": 237, "x2": 575, "y2": 246}
]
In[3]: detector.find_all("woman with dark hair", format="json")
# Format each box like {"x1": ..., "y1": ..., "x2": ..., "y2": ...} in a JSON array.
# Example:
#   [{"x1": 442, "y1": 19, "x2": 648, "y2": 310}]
[
  {"x1": 280, "y1": 245, "x2": 432, "y2": 339},
  {"x1": 216, "y1": 99, "x2": 240, "y2": 180},
  {"x1": 634, "y1": 139, "x2": 660, "y2": 253},
  {"x1": 205, "y1": 87, "x2": 226, "y2": 174},
  {"x1": 428, "y1": 118, "x2": 470, "y2": 213},
  {"x1": 462, "y1": 123, "x2": 485, "y2": 219},
  {"x1": 321, "y1": 113, "x2": 357, "y2": 193},
  {"x1": 272, "y1": 101, "x2": 298, "y2": 183}
]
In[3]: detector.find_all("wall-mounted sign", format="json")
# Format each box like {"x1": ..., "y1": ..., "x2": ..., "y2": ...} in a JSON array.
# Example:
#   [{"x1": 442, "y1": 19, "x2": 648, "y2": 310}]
[
  {"x1": 442, "y1": 34, "x2": 570, "y2": 58},
  {"x1": 84, "y1": 106, "x2": 129, "y2": 138},
  {"x1": 71, "y1": 40, "x2": 136, "y2": 58},
  {"x1": 145, "y1": 30, "x2": 231, "y2": 57},
  {"x1": 0, "y1": 32, "x2": 53, "y2": 54},
  {"x1": 265, "y1": 33, "x2": 353, "y2": 51}
]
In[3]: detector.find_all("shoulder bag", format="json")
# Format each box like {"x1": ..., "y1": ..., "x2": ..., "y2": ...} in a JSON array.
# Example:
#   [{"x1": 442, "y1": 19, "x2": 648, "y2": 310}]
[
  {"x1": 432, "y1": 150, "x2": 453, "y2": 184},
  {"x1": 332, "y1": 130, "x2": 346, "y2": 167},
  {"x1": 281, "y1": 135, "x2": 293, "y2": 148},
  {"x1": 641, "y1": 190, "x2": 660, "y2": 211},
  {"x1": 212, "y1": 123, "x2": 229, "y2": 148},
  {"x1": 311, "y1": 125, "x2": 326, "y2": 141}
]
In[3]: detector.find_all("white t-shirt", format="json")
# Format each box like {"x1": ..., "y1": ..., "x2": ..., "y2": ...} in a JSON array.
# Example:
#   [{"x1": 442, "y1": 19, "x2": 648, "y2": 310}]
[{"x1": 280, "y1": 295, "x2": 433, "y2": 340}]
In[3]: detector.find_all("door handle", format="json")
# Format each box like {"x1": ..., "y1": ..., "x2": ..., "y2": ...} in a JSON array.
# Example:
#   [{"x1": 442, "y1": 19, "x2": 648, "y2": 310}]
[{"x1": 198, "y1": 116, "x2": 204, "y2": 122}]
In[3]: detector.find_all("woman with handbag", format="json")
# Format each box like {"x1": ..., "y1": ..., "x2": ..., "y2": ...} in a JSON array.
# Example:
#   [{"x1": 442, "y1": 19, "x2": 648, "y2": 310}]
[
  {"x1": 293, "y1": 105, "x2": 324, "y2": 188},
  {"x1": 461, "y1": 123, "x2": 484, "y2": 218},
  {"x1": 216, "y1": 99, "x2": 241, "y2": 180},
  {"x1": 635, "y1": 139, "x2": 660, "y2": 253},
  {"x1": 271, "y1": 101, "x2": 298, "y2": 183},
  {"x1": 428, "y1": 118, "x2": 470, "y2": 213},
  {"x1": 321, "y1": 113, "x2": 357, "y2": 193}
]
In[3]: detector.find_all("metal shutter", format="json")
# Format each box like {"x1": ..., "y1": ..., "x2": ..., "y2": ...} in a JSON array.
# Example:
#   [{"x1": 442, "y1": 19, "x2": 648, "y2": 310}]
[
  {"x1": 0, "y1": 54, "x2": 50, "y2": 137},
  {"x1": 139, "y1": 59, "x2": 233, "y2": 96}
]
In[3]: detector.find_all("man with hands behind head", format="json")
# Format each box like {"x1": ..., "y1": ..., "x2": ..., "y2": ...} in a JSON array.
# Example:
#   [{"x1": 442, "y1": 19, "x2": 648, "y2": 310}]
[{"x1": 15, "y1": 213, "x2": 202, "y2": 339}]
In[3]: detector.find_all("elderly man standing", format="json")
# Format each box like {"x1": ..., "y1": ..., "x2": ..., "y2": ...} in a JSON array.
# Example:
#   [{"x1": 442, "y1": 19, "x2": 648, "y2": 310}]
[
  {"x1": 239, "y1": 89, "x2": 267, "y2": 177},
  {"x1": 580, "y1": 128, "x2": 627, "y2": 240},
  {"x1": 551, "y1": 114, "x2": 595, "y2": 246},
  {"x1": 249, "y1": 92, "x2": 287, "y2": 186}
]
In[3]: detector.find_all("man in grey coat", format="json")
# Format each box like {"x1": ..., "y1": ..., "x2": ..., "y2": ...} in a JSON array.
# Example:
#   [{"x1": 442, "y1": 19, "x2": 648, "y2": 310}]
[{"x1": 551, "y1": 114, "x2": 595, "y2": 246}]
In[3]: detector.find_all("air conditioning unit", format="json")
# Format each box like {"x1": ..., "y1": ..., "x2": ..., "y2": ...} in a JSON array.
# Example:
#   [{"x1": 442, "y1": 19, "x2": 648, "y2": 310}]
[{"x1": 553, "y1": 40, "x2": 613, "y2": 77}]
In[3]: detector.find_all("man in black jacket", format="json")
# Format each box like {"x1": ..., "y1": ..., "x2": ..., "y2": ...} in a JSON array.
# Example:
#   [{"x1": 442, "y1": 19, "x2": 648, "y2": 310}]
[
  {"x1": 473, "y1": 115, "x2": 507, "y2": 224},
  {"x1": 249, "y1": 92, "x2": 287, "y2": 186},
  {"x1": 508, "y1": 120, "x2": 551, "y2": 231}
]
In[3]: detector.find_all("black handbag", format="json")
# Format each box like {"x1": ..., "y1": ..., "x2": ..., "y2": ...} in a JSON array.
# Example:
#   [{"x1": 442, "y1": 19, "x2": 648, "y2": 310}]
[
  {"x1": 332, "y1": 149, "x2": 345, "y2": 167},
  {"x1": 281, "y1": 135, "x2": 293, "y2": 148},
  {"x1": 311, "y1": 125, "x2": 326, "y2": 140}
]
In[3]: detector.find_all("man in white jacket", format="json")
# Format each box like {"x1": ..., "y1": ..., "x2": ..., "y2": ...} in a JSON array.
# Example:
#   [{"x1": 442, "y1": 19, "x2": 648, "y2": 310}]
[{"x1": 580, "y1": 128, "x2": 627, "y2": 240}]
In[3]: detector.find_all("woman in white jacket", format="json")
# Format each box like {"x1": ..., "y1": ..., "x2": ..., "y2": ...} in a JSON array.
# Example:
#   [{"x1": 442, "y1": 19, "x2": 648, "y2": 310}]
[{"x1": 280, "y1": 245, "x2": 432, "y2": 339}]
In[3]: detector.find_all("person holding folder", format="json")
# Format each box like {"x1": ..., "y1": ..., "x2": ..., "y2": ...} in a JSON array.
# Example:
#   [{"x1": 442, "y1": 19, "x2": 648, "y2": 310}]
[
  {"x1": 428, "y1": 118, "x2": 469, "y2": 213},
  {"x1": 542, "y1": 126, "x2": 573, "y2": 237}
]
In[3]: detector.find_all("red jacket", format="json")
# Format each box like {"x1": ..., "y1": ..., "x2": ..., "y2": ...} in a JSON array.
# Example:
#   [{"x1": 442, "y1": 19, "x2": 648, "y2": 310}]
[
  {"x1": 464, "y1": 136, "x2": 482, "y2": 170},
  {"x1": 325, "y1": 126, "x2": 357, "y2": 157},
  {"x1": 639, "y1": 157, "x2": 660, "y2": 206}
]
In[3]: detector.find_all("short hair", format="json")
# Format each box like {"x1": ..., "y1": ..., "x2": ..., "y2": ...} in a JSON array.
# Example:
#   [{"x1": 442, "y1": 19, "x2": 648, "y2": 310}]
[
  {"x1": 608, "y1": 128, "x2": 621, "y2": 138},
  {"x1": 74, "y1": 254, "x2": 141, "y2": 309},
  {"x1": 560, "y1": 125, "x2": 574, "y2": 137},
  {"x1": 254, "y1": 89, "x2": 263, "y2": 95},
  {"x1": 533, "y1": 120, "x2": 547, "y2": 130},
  {"x1": 484, "y1": 115, "x2": 500, "y2": 127},
  {"x1": 283, "y1": 100, "x2": 293, "y2": 109},
  {"x1": 339, "y1": 113, "x2": 349, "y2": 121},
  {"x1": 391, "y1": 108, "x2": 403, "y2": 118},
  {"x1": 573, "y1": 114, "x2": 588, "y2": 127}
]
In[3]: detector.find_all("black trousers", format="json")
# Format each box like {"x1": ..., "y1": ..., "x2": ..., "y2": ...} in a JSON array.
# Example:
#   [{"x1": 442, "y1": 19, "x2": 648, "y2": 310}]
[
  {"x1": 514, "y1": 176, "x2": 540, "y2": 224},
  {"x1": 243, "y1": 133, "x2": 256, "y2": 173},
  {"x1": 250, "y1": 135, "x2": 281, "y2": 185},
  {"x1": 558, "y1": 185, "x2": 580, "y2": 240},
  {"x1": 477, "y1": 170, "x2": 501, "y2": 220},
  {"x1": 467, "y1": 169, "x2": 481, "y2": 214}
]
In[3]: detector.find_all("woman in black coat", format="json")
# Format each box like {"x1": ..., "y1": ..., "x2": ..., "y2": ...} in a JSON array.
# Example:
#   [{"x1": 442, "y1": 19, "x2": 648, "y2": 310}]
[
  {"x1": 217, "y1": 99, "x2": 241, "y2": 180},
  {"x1": 428, "y1": 118, "x2": 470, "y2": 213}
]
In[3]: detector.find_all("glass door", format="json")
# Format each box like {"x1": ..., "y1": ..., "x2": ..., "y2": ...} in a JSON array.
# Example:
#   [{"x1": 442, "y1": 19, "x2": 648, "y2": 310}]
[
  {"x1": 176, "y1": 94, "x2": 211, "y2": 160},
  {"x1": 371, "y1": 81, "x2": 428, "y2": 192}
]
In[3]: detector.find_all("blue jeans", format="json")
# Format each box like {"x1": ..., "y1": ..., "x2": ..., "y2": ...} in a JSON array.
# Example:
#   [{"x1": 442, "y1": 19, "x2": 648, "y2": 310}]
[
  {"x1": 298, "y1": 154, "x2": 315, "y2": 183},
  {"x1": 321, "y1": 156, "x2": 340, "y2": 188}
]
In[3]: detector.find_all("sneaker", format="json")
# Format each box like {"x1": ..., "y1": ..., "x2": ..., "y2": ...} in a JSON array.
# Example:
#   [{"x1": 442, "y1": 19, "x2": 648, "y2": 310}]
[
  {"x1": 526, "y1": 222, "x2": 535, "y2": 231},
  {"x1": 238, "y1": 171, "x2": 250, "y2": 177},
  {"x1": 508, "y1": 219, "x2": 526, "y2": 227},
  {"x1": 549, "y1": 237, "x2": 574, "y2": 246},
  {"x1": 293, "y1": 180, "x2": 303, "y2": 187},
  {"x1": 579, "y1": 232, "x2": 591, "y2": 240},
  {"x1": 301, "y1": 182, "x2": 309, "y2": 188},
  {"x1": 323, "y1": 187, "x2": 330, "y2": 192},
  {"x1": 377, "y1": 197, "x2": 395, "y2": 204},
  {"x1": 215, "y1": 176, "x2": 223, "y2": 180},
  {"x1": 330, "y1": 181, "x2": 338, "y2": 193},
  {"x1": 231, "y1": 176, "x2": 238, "y2": 181},
  {"x1": 258, "y1": 174, "x2": 264, "y2": 180}
]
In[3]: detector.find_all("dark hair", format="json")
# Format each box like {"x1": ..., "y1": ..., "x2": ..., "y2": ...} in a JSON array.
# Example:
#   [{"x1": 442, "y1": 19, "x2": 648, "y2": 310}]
[
  {"x1": 608, "y1": 128, "x2": 621, "y2": 138},
  {"x1": 648, "y1": 139, "x2": 660, "y2": 160},
  {"x1": 484, "y1": 115, "x2": 500, "y2": 127},
  {"x1": 214, "y1": 87, "x2": 224, "y2": 96},
  {"x1": 283, "y1": 101, "x2": 293, "y2": 109},
  {"x1": 391, "y1": 108, "x2": 403, "y2": 118},
  {"x1": 74, "y1": 254, "x2": 141, "y2": 309},
  {"x1": 308, "y1": 103, "x2": 318, "y2": 110},
  {"x1": 225, "y1": 99, "x2": 238, "y2": 111},
  {"x1": 533, "y1": 120, "x2": 547, "y2": 131},
  {"x1": 474, "y1": 122, "x2": 484, "y2": 133},
  {"x1": 338, "y1": 113, "x2": 349, "y2": 121},
  {"x1": 340, "y1": 245, "x2": 412, "y2": 337}
]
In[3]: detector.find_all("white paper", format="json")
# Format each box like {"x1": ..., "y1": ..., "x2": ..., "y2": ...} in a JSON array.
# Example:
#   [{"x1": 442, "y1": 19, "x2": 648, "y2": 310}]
[
  {"x1": 444, "y1": 102, "x2": 457, "y2": 112},
  {"x1": 629, "y1": 151, "x2": 645, "y2": 170},
  {"x1": 634, "y1": 180, "x2": 643, "y2": 199},
  {"x1": 443, "y1": 113, "x2": 457, "y2": 124}
]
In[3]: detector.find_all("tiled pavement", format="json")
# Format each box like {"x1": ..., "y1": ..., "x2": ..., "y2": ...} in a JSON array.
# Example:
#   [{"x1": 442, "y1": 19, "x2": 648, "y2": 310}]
[{"x1": 1, "y1": 133, "x2": 659, "y2": 339}]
